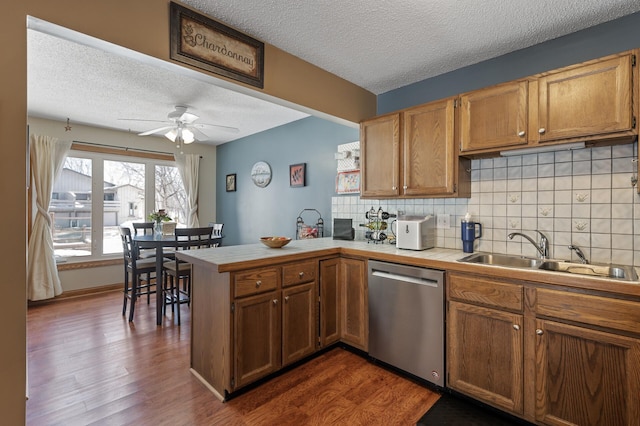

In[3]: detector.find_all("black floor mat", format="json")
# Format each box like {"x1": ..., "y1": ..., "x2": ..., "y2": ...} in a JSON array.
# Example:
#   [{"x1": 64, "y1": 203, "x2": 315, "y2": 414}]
[{"x1": 417, "y1": 393, "x2": 531, "y2": 426}]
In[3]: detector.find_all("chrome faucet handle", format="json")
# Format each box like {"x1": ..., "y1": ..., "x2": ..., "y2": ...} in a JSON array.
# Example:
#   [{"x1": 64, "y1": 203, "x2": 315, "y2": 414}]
[
  {"x1": 534, "y1": 230, "x2": 549, "y2": 258},
  {"x1": 568, "y1": 244, "x2": 589, "y2": 264}
]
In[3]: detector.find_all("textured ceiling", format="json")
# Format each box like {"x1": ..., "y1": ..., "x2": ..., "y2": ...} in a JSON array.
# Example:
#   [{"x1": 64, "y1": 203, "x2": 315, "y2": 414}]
[
  {"x1": 185, "y1": 0, "x2": 640, "y2": 94},
  {"x1": 27, "y1": 1, "x2": 640, "y2": 148}
]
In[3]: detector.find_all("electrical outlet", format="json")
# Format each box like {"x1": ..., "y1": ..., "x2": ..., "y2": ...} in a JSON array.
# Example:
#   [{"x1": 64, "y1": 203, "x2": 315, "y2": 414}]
[{"x1": 437, "y1": 214, "x2": 450, "y2": 229}]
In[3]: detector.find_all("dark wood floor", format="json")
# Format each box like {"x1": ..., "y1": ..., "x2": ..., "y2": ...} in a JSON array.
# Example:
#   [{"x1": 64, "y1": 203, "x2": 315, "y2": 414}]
[{"x1": 27, "y1": 290, "x2": 440, "y2": 425}]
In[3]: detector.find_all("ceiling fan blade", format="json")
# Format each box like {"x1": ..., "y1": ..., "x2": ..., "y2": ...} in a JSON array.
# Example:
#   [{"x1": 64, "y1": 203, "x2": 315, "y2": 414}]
[
  {"x1": 194, "y1": 123, "x2": 240, "y2": 133},
  {"x1": 138, "y1": 126, "x2": 175, "y2": 136}
]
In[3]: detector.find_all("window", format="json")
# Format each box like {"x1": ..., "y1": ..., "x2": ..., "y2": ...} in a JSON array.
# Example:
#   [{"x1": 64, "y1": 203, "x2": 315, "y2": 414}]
[{"x1": 51, "y1": 149, "x2": 186, "y2": 260}]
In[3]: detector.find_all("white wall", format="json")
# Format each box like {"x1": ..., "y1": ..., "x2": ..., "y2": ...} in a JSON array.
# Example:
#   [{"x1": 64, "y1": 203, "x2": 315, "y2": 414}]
[{"x1": 28, "y1": 117, "x2": 218, "y2": 292}]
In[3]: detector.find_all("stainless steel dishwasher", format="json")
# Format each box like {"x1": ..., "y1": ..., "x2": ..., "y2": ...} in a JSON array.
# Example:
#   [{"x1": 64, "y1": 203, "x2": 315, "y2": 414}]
[{"x1": 368, "y1": 260, "x2": 444, "y2": 387}]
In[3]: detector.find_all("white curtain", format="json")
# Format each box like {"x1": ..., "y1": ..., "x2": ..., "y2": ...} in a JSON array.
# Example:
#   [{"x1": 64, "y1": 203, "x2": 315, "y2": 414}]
[
  {"x1": 175, "y1": 154, "x2": 200, "y2": 227},
  {"x1": 27, "y1": 135, "x2": 72, "y2": 301}
]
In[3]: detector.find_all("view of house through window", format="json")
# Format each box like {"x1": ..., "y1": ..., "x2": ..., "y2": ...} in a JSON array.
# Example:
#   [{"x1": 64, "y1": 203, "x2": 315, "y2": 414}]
[{"x1": 51, "y1": 151, "x2": 186, "y2": 260}]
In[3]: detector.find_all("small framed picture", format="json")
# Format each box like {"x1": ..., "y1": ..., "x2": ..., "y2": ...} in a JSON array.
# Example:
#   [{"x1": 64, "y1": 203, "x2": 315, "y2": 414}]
[
  {"x1": 225, "y1": 173, "x2": 236, "y2": 192},
  {"x1": 289, "y1": 163, "x2": 306, "y2": 187}
]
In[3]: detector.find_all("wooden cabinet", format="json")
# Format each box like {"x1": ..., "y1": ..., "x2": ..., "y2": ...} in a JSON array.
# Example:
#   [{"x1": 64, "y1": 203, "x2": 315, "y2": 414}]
[
  {"x1": 533, "y1": 53, "x2": 635, "y2": 144},
  {"x1": 459, "y1": 51, "x2": 637, "y2": 156},
  {"x1": 360, "y1": 99, "x2": 470, "y2": 199},
  {"x1": 448, "y1": 271, "x2": 640, "y2": 425},
  {"x1": 447, "y1": 273, "x2": 524, "y2": 414},
  {"x1": 534, "y1": 288, "x2": 640, "y2": 426},
  {"x1": 231, "y1": 261, "x2": 317, "y2": 390},
  {"x1": 339, "y1": 257, "x2": 368, "y2": 351},
  {"x1": 360, "y1": 113, "x2": 400, "y2": 197},
  {"x1": 319, "y1": 258, "x2": 340, "y2": 347},
  {"x1": 233, "y1": 290, "x2": 280, "y2": 389},
  {"x1": 459, "y1": 81, "x2": 529, "y2": 153}
]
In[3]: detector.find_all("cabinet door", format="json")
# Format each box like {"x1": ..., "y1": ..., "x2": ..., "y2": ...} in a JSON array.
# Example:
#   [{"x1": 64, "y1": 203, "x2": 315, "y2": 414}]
[
  {"x1": 536, "y1": 54, "x2": 634, "y2": 143},
  {"x1": 282, "y1": 282, "x2": 317, "y2": 366},
  {"x1": 459, "y1": 81, "x2": 528, "y2": 152},
  {"x1": 319, "y1": 258, "x2": 340, "y2": 347},
  {"x1": 403, "y1": 98, "x2": 457, "y2": 196},
  {"x1": 448, "y1": 301, "x2": 524, "y2": 415},
  {"x1": 340, "y1": 258, "x2": 368, "y2": 351},
  {"x1": 535, "y1": 319, "x2": 640, "y2": 426},
  {"x1": 233, "y1": 291, "x2": 280, "y2": 390},
  {"x1": 360, "y1": 113, "x2": 400, "y2": 197}
]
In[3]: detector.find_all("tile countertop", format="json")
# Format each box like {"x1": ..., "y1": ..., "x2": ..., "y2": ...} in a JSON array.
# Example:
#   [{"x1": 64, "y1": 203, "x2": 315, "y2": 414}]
[{"x1": 177, "y1": 238, "x2": 640, "y2": 298}]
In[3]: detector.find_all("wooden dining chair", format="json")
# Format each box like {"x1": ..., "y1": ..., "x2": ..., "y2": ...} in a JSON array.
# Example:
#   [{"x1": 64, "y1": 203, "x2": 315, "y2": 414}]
[
  {"x1": 162, "y1": 226, "x2": 214, "y2": 325},
  {"x1": 132, "y1": 222, "x2": 156, "y2": 258},
  {"x1": 119, "y1": 226, "x2": 158, "y2": 322}
]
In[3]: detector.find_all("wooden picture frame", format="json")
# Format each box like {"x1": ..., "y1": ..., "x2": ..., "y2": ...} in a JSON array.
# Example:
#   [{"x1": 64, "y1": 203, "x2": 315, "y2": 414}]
[
  {"x1": 170, "y1": 2, "x2": 265, "y2": 88},
  {"x1": 289, "y1": 163, "x2": 306, "y2": 187},
  {"x1": 225, "y1": 173, "x2": 236, "y2": 192}
]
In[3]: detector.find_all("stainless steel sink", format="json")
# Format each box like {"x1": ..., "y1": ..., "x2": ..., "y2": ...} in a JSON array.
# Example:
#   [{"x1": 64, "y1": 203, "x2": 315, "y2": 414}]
[
  {"x1": 459, "y1": 252, "x2": 639, "y2": 282},
  {"x1": 458, "y1": 253, "x2": 543, "y2": 269},
  {"x1": 539, "y1": 260, "x2": 639, "y2": 281}
]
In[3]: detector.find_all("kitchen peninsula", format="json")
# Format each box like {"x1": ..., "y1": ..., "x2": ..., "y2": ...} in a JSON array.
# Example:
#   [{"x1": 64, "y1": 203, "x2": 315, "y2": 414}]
[{"x1": 178, "y1": 238, "x2": 640, "y2": 425}]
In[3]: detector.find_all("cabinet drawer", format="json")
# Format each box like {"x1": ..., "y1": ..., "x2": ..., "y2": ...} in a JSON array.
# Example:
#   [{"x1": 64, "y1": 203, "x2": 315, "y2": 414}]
[
  {"x1": 234, "y1": 267, "x2": 279, "y2": 298},
  {"x1": 282, "y1": 260, "x2": 317, "y2": 287},
  {"x1": 448, "y1": 273, "x2": 523, "y2": 311},
  {"x1": 536, "y1": 288, "x2": 640, "y2": 335}
]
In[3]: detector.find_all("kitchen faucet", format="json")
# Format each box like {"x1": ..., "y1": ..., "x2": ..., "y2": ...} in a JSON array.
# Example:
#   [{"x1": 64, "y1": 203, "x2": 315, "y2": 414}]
[
  {"x1": 568, "y1": 244, "x2": 589, "y2": 264},
  {"x1": 508, "y1": 230, "x2": 549, "y2": 259}
]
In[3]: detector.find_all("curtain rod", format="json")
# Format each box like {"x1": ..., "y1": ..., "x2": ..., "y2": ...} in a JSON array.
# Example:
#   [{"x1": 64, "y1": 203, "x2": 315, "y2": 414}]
[
  {"x1": 72, "y1": 140, "x2": 175, "y2": 156},
  {"x1": 71, "y1": 140, "x2": 204, "y2": 159}
]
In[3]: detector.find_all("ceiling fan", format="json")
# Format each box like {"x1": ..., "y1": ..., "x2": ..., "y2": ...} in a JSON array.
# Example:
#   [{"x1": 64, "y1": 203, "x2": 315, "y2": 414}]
[{"x1": 121, "y1": 105, "x2": 239, "y2": 148}]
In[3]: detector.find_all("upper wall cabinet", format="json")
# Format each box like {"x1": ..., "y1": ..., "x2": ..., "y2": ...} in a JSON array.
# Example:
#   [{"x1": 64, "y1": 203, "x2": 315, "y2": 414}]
[
  {"x1": 360, "y1": 98, "x2": 470, "y2": 198},
  {"x1": 532, "y1": 53, "x2": 635, "y2": 144},
  {"x1": 459, "y1": 81, "x2": 529, "y2": 153},
  {"x1": 457, "y1": 50, "x2": 637, "y2": 156}
]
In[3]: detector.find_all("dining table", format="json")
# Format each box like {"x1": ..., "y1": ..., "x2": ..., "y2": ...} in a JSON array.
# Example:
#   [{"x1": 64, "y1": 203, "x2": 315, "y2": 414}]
[
  {"x1": 132, "y1": 234, "x2": 179, "y2": 325},
  {"x1": 132, "y1": 232, "x2": 223, "y2": 325}
]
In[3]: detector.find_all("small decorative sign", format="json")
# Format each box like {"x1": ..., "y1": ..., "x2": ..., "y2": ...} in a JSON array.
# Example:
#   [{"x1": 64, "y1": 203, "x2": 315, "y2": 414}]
[
  {"x1": 170, "y1": 2, "x2": 265, "y2": 88},
  {"x1": 289, "y1": 163, "x2": 306, "y2": 187},
  {"x1": 336, "y1": 170, "x2": 360, "y2": 194},
  {"x1": 225, "y1": 173, "x2": 236, "y2": 192}
]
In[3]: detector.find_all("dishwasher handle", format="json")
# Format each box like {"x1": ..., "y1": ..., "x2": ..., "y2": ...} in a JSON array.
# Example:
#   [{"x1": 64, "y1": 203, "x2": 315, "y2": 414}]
[{"x1": 371, "y1": 270, "x2": 439, "y2": 287}]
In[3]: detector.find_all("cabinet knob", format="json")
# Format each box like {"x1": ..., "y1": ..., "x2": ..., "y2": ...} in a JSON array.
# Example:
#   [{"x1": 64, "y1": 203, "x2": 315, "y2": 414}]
[
  {"x1": 392, "y1": 186, "x2": 397, "y2": 190},
  {"x1": 513, "y1": 324, "x2": 520, "y2": 331},
  {"x1": 273, "y1": 299, "x2": 278, "y2": 305},
  {"x1": 284, "y1": 296, "x2": 290, "y2": 302},
  {"x1": 518, "y1": 131, "x2": 525, "y2": 137},
  {"x1": 298, "y1": 272, "x2": 304, "y2": 278},
  {"x1": 536, "y1": 328, "x2": 544, "y2": 335},
  {"x1": 403, "y1": 185, "x2": 408, "y2": 190},
  {"x1": 538, "y1": 128, "x2": 546, "y2": 134},
  {"x1": 255, "y1": 280, "x2": 262, "y2": 287}
]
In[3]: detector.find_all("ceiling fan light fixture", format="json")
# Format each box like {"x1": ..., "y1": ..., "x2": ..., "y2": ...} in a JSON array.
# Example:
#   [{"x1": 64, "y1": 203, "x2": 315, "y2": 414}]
[
  {"x1": 182, "y1": 128, "x2": 195, "y2": 144},
  {"x1": 165, "y1": 129, "x2": 177, "y2": 142}
]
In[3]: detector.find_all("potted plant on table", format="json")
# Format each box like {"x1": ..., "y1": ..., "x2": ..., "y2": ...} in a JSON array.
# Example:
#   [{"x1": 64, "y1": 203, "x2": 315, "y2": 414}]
[{"x1": 148, "y1": 209, "x2": 172, "y2": 236}]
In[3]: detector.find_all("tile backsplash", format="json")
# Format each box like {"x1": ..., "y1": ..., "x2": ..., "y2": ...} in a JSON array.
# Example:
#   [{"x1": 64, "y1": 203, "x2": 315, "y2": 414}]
[{"x1": 332, "y1": 142, "x2": 640, "y2": 267}]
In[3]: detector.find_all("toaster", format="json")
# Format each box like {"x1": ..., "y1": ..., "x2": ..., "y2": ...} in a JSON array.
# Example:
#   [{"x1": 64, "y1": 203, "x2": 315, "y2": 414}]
[{"x1": 396, "y1": 215, "x2": 435, "y2": 250}]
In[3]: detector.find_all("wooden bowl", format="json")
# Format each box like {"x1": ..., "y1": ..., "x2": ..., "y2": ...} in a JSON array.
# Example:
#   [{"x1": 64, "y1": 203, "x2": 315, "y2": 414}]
[{"x1": 260, "y1": 236, "x2": 292, "y2": 248}]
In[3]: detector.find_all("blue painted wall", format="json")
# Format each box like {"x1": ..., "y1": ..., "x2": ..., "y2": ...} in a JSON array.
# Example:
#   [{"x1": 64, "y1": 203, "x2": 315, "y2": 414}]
[
  {"x1": 378, "y1": 11, "x2": 640, "y2": 114},
  {"x1": 216, "y1": 116, "x2": 359, "y2": 246}
]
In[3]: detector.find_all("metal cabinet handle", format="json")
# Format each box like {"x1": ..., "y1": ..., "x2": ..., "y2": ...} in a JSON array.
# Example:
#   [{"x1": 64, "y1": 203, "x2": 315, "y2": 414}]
[
  {"x1": 513, "y1": 324, "x2": 520, "y2": 331},
  {"x1": 298, "y1": 272, "x2": 304, "y2": 278},
  {"x1": 255, "y1": 280, "x2": 262, "y2": 287},
  {"x1": 284, "y1": 296, "x2": 290, "y2": 302},
  {"x1": 538, "y1": 128, "x2": 546, "y2": 134},
  {"x1": 536, "y1": 329, "x2": 544, "y2": 335},
  {"x1": 518, "y1": 131, "x2": 525, "y2": 137},
  {"x1": 273, "y1": 299, "x2": 278, "y2": 305}
]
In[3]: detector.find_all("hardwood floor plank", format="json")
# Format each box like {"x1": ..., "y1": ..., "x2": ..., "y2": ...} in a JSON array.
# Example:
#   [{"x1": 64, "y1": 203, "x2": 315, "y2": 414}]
[{"x1": 27, "y1": 290, "x2": 439, "y2": 425}]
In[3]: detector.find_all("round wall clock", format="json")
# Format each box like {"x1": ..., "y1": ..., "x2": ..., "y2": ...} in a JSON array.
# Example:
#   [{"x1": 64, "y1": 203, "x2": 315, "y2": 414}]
[{"x1": 250, "y1": 161, "x2": 272, "y2": 188}]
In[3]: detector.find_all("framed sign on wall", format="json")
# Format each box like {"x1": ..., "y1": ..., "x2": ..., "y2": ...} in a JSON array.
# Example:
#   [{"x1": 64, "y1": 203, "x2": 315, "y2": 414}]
[{"x1": 170, "y1": 2, "x2": 265, "y2": 88}]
